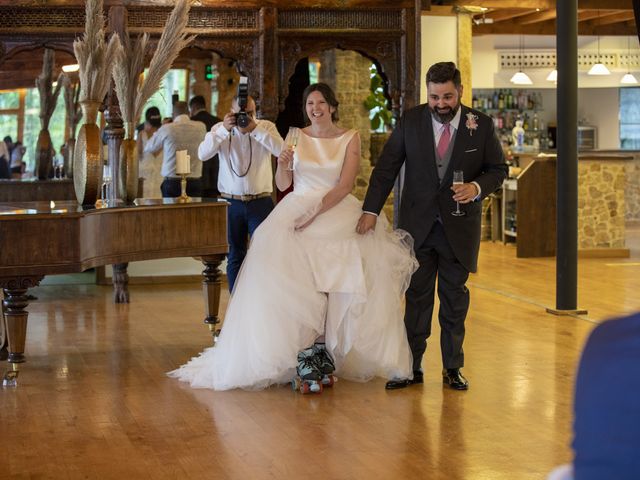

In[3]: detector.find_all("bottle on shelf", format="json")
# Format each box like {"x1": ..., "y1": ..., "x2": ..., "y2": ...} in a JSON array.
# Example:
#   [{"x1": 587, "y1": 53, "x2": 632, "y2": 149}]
[{"x1": 532, "y1": 112, "x2": 539, "y2": 131}]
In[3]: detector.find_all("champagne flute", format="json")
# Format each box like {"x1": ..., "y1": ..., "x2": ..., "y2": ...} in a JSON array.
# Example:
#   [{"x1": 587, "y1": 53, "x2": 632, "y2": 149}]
[
  {"x1": 285, "y1": 126, "x2": 299, "y2": 171},
  {"x1": 101, "y1": 164, "x2": 112, "y2": 207},
  {"x1": 451, "y1": 170, "x2": 466, "y2": 217}
]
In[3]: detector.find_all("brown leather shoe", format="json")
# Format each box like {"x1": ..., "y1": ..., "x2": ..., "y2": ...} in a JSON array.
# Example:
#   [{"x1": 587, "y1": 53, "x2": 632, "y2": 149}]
[
  {"x1": 385, "y1": 370, "x2": 423, "y2": 390},
  {"x1": 442, "y1": 368, "x2": 469, "y2": 390}
]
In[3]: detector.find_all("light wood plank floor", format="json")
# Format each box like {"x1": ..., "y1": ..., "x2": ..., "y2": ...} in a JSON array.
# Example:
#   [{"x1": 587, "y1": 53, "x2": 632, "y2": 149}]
[{"x1": 2, "y1": 233, "x2": 640, "y2": 479}]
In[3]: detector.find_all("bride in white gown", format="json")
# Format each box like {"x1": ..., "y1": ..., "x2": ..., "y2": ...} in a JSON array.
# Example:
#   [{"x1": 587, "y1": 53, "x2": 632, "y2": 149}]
[{"x1": 168, "y1": 83, "x2": 417, "y2": 390}]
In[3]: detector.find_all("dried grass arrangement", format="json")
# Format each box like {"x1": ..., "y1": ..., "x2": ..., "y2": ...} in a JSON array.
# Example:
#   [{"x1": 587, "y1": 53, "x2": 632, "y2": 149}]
[
  {"x1": 36, "y1": 48, "x2": 63, "y2": 130},
  {"x1": 73, "y1": 0, "x2": 121, "y2": 105},
  {"x1": 34, "y1": 48, "x2": 64, "y2": 179},
  {"x1": 61, "y1": 74, "x2": 83, "y2": 136},
  {"x1": 112, "y1": 0, "x2": 195, "y2": 131}
]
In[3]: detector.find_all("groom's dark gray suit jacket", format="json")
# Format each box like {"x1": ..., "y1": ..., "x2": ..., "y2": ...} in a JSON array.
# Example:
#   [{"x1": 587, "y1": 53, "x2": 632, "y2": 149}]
[{"x1": 363, "y1": 104, "x2": 508, "y2": 273}]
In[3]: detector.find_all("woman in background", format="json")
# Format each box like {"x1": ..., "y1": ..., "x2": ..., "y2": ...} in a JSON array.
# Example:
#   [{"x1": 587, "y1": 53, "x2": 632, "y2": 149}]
[{"x1": 137, "y1": 106, "x2": 163, "y2": 198}]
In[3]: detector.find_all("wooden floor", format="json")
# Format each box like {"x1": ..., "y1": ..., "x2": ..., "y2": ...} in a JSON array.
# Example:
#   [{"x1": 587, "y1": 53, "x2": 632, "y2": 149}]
[{"x1": 2, "y1": 231, "x2": 640, "y2": 479}]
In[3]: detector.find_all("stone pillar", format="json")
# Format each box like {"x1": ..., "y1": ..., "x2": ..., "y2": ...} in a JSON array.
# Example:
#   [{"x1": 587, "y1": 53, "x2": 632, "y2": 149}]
[
  {"x1": 457, "y1": 13, "x2": 473, "y2": 106},
  {"x1": 216, "y1": 56, "x2": 239, "y2": 118},
  {"x1": 189, "y1": 58, "x2": 211, "y2": 105}
]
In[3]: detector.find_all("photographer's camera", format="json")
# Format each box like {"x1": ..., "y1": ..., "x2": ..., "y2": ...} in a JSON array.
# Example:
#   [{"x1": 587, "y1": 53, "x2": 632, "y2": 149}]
[{"x1": 235, "y1": 76, "x2": 250, "y2": 129}]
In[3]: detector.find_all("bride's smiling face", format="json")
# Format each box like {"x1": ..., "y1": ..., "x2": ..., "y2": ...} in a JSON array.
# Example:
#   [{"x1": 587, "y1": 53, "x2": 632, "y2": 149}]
[{"x1": 306, "y1": 91, "x2": 335, "y2": 125}]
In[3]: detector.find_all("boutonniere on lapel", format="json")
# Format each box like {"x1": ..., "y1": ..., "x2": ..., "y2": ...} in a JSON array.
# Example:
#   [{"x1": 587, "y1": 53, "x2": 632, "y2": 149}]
[{"x1": 465, "y1": 112, "x2": 478, "y2": 136}]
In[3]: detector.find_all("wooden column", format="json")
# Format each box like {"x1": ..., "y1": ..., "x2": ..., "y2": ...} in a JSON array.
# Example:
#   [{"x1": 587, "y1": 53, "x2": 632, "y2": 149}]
[{"x1": 456, "y1": 12, "x2": 473, "y2": 107}]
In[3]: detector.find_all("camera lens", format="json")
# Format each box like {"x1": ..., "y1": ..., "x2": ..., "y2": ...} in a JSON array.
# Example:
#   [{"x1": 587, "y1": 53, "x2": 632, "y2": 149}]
[{"x1": 236, "y1": 112, "x2": 250, "y2": 128}]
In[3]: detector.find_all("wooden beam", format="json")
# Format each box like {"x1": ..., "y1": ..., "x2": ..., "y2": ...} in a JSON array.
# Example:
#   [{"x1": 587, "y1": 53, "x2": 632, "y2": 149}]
[
  {"x1": 517, "y1": 9, "x2": 557, "y2": 25},
  {"x1": 455, "y1": 0, "x2": 632, "y2": 9},
  {"x1": 473, "y1": 20, "x2": 636, "y2": 35},
  {"x1": 591, "y1": 11, "x2": 636, "y2": 25},
  {"x1": 484, "y1": 9, "x2": 538, "y2": 23}
]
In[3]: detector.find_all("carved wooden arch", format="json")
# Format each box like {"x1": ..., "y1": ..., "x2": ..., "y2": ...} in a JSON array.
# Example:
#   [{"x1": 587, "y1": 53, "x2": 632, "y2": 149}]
[
  {"x1": 0, "y1": 41, "x2": 74, "y2": 67},
  {"x1": 188, "y1": 37, "x2": 259, "y2": 91},
  {"x1": 278, "y1": 36, "x2": 402, "y2": 117}
]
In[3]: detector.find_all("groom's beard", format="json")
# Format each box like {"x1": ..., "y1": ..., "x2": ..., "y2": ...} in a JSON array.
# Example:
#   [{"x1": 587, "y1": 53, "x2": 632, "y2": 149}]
[{"x1": 430, "y1": 102, "x2": 460, "y2": 124}]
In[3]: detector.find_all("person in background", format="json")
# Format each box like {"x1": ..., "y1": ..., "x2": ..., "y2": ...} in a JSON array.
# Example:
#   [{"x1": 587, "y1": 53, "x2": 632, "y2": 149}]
[
  {"x1": 189, "y1": 95, "x2": 221, "y2": 197},
  {"x1": 0, "y1": 136, "x2": 13, "y2": 179},
  {"x1": 137, "y1": 106, "x2": 163, "y2": 198},
  {"x1": 197, "y1": 95, "x2": 283, "y2": 292},
  {"x1": 143, "y1": 101, "x2": 206, "y2": 198},
  {"x1": 357, "y1": 61, "x2": 508, "y2": 391},
  {"x1": 9, "y1": 141, "x2": 26, "y2": 179}
]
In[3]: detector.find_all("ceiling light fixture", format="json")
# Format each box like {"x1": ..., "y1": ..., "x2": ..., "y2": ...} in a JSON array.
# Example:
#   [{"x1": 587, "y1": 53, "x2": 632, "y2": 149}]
[
  {"x1": 62, "y1": 64, "x2": 79, "y2": 73},
  {"x1": 588, "y1": 11, "x2": 610, "y2": 76},
  {"x1": 510, "y1": 35, "x2": 533, "y2": 85},
  {"x1": 621, "y1": 36, "x2": 638, "y2": 85}
]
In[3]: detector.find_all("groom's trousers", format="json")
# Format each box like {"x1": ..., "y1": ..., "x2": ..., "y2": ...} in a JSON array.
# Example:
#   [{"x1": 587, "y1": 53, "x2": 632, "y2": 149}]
[{"x1": 404, "y1": 221, "x2": 470, "y2": 372}]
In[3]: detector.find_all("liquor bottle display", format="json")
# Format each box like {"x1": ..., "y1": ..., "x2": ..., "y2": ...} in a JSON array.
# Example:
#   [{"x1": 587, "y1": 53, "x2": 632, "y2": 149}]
[{"x1": 472, "y1": 89, "x2": 549, "y2": 151}]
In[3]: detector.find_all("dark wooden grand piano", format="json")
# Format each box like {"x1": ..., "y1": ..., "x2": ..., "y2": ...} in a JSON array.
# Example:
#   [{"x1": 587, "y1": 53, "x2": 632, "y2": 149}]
[{"x1": 0, "y1": 198, "x2": 228, "y2": 386}]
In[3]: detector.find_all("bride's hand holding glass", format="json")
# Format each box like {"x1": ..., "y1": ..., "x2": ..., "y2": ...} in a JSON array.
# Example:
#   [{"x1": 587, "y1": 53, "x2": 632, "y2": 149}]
[
  {"x1": 283, "y1": 126, "x2": 299, "y2": 171},
  {"x1": 277, "y1": 147, "x2": 295, "y2": 172}
]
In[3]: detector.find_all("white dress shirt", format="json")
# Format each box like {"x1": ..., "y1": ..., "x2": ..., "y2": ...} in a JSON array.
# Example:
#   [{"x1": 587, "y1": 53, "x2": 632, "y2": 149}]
[
  {"x1": 431, "y1": 108, "x2": 481, "y2": 198},
  {"x1": 143, "y1": 114, "x2": 206, "y2": 178},
  {"x1": 198, "y1": 120, "x2": 283, "y2": 195}
]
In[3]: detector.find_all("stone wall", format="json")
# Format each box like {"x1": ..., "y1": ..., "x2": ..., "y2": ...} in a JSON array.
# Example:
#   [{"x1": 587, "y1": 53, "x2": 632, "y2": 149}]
[
  {"x1": 322, "y1": 49, "x2": 394, "y2": 221},
  {"x1": 624, "y1": 156, "x2": 640, "y2": 222},
  {"x1": 578, "y1": 161, "x2": 626, "y2": 248}
]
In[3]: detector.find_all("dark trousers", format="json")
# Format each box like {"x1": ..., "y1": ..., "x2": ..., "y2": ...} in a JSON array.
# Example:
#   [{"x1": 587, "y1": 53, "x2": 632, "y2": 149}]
[
  {"x1": 226, "y1": 196, "x2": 274, "y2": 292},
  {"x1": 160, "y1": 177, "x2": 203, "y2": 198},
  {"x1": 404, "y1": 221, "x2": 470, "y2": 372}
]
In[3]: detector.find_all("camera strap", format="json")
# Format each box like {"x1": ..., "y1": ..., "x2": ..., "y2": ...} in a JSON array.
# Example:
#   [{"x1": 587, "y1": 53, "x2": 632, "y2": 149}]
[{"x1": 227, "y1": 132, "x2": 252, "y2": 178}]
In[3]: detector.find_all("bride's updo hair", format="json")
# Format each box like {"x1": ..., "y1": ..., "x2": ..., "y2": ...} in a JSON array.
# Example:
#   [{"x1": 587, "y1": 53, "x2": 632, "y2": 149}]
[{"x1": 302, "y1": 83, "x2": 339, "y2": 125}]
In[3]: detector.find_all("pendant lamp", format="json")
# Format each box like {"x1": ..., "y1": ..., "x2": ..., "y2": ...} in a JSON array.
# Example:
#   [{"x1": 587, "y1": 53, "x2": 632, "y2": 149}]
[
  {"x1": 621, "y1": 36, "x2": 638, "y2": 85},
  {"x1": 511, "y1": 35, "x2": 533, "y2": 85},
  {"x1": 588, "y1": 12, "x2": 610, "y2": 76}
]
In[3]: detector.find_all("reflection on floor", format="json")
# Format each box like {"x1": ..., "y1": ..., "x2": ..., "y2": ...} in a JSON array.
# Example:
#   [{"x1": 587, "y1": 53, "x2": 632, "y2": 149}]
[{"x1": 1, "y1": 237, "x2": 639, "y2": 479}]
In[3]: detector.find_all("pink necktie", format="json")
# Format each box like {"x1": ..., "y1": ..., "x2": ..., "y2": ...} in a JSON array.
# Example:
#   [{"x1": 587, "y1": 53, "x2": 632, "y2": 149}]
[{"x1": 437, "y1": 123, "x2": 451, "y2": 158}]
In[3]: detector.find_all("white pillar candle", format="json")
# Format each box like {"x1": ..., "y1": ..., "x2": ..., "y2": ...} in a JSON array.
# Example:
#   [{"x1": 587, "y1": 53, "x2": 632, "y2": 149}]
[{"x1": 176, "y1": 150, "x2": 190, "y2": 174}]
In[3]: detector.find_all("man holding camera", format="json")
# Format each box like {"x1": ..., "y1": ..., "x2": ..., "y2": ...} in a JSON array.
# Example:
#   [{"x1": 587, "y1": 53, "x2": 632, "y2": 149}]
[{"x1": 198, "y1": 88, "x2": 283, "y2": 292}]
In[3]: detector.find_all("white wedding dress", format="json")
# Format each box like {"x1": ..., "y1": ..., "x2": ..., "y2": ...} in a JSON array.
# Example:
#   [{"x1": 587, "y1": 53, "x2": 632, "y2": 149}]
[
  {"x1": 138, "y1": 130, "x2": 163, "y2": 198},
  {"x1": 168, "y1": 129, "x2": 417, "y2": 390}
]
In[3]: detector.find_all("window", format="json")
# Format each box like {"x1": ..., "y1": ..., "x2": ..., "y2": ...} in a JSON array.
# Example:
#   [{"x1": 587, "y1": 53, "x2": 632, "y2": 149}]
[
  {"x1": 23, "y1": 87, "x2": 66, "y2": 172},
  {"x1": 143, "y1": 69, "x2": 188, "y2": 120},
  {"x1": 619, "y1": 87, "x2": 640, "y2": 150},
  {"x1": 0, "y1": 114, "x2": 18, "y2": 142}
]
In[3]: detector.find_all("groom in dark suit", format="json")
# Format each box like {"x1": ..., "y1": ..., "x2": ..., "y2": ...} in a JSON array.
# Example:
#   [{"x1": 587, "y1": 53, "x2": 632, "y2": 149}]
[{"x1": 357, "y1": 62, "x2": 507, "y2": 390}]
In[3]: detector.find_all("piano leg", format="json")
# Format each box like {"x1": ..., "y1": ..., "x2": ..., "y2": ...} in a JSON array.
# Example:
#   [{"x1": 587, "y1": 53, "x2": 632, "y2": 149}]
[
  {"x1": 112, "y1": 263, "x2": 130, "y2": 304},
  {"x1": 1, "y1": 276, "x2": 43, "y2": 387},
  {"x1": 201, "y1": 255, "x2": 224, "y2": 342}
]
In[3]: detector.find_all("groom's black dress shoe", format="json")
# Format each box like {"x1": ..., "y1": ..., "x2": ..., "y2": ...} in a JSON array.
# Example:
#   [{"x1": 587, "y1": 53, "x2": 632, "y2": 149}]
[
  {"x1": 442, "y1": 368, "x2": 469, "y2": 390},
  {"x1": 385, "y1": 370, "x2": 423, "y2": 390}
]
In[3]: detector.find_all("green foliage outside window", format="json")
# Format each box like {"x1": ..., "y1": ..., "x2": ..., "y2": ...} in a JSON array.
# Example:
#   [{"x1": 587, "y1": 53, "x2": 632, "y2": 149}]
[
  {"x1": 620, "y1": 87, "x2": 640, "y2": 150},
  {"x1": 363, "y1": 64, "x2": 394, "y2": 132},
  {"x1": 23, "y1": 87, "x2": 66, "y2": 172},
  {"x1": 0, "y1": 91, "x2": 19, "y2": 110},
  {"x1": 0, "y1": 114, "x2": 18, "y2": 142},
  {"x1": 142, "y1": 69, "x2": 188, "y2": 121}
]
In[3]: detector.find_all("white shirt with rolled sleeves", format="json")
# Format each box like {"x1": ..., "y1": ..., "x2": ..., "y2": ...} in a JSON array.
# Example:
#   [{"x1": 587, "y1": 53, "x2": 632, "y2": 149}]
[
  {"x1": 198, "y1": 120, "x2": 284, "y2": 196},
  {"x1": 143, "y1": 114, "x2": 206, "y2": 178}
]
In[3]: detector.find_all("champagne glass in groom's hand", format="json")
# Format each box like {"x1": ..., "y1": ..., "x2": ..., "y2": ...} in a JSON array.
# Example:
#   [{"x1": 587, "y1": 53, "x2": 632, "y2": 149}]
[{"x1": 451, "y1": 170, "x2": 466, "y2": 217}]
